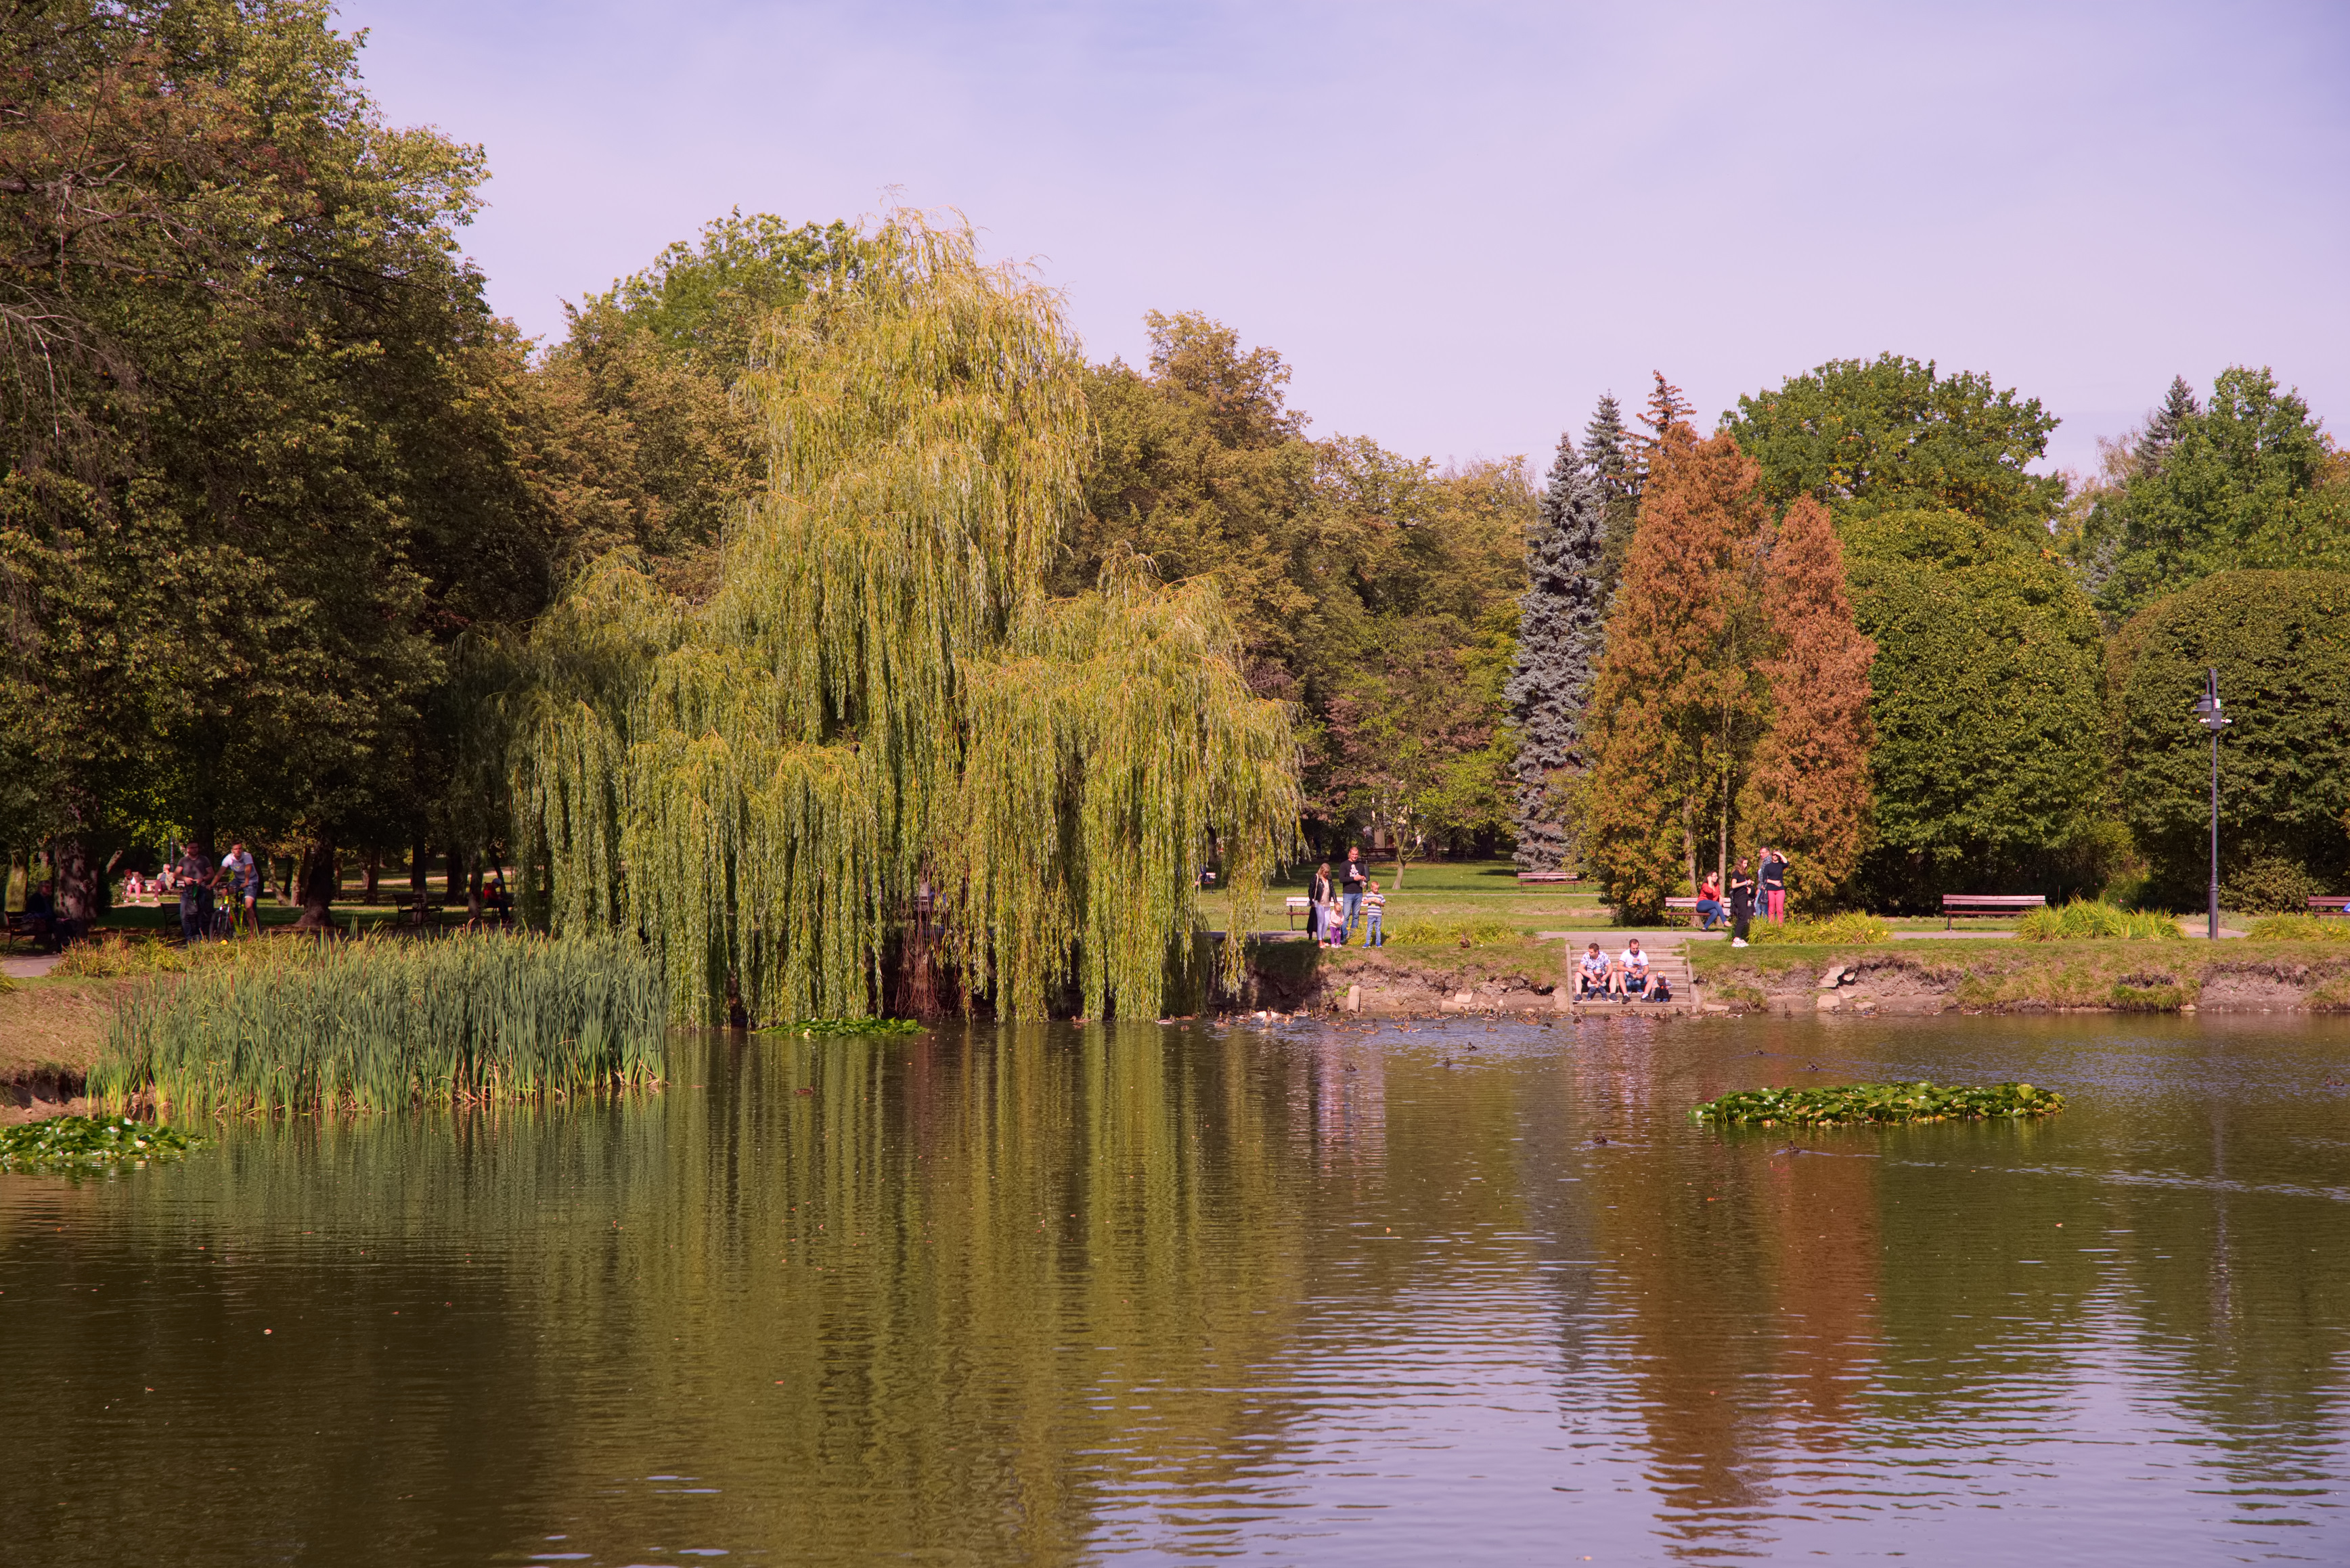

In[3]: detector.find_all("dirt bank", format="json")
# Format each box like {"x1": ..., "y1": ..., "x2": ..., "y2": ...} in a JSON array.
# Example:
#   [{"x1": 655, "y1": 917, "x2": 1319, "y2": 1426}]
[
  {"x1": 1224, "y1": 939, "x2": 1561, "y2": 1017},
  {"x1": 0, "y1": 978, "x2": 120, "y2": 1123},
  {"x1": 1690, "y1": 941, "x2": 2350, "y2": 1016}
]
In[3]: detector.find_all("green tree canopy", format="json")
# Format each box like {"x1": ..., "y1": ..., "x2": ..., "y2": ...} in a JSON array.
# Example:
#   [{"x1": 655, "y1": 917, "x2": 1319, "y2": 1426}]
[
  {"x1": 0, "y1": 0, "x2": 542, "y2": 922},
  {"x1": 512, "y1": 216, "x2": 1299, "y2": 1023},
  {"x1": 1727, "y1": 354, "x2": 2064, "y2": 530},
  {"x1": 2093, "y1": 367, "x2": 2350, "y2": 619},
  {"x1": 2110, "y1": 570, "x2": 2350, "y2": 909},
  {"x1": 1842, "y1": 508, "x2": 2110, "y2": 905}
]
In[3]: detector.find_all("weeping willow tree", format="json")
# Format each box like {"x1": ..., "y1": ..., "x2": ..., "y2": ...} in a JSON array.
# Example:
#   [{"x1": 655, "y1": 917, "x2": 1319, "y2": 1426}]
[{"x1": 510, "y1": 214, "x2": 1298, "y2": 1023}]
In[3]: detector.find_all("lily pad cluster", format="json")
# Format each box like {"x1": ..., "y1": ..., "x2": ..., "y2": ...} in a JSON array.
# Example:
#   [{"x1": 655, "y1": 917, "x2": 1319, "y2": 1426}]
[
  {"x1": 770, "y1": 1018, "x2": 927, "y2": 1039},
  {"x1": 0, "y1": 1115, "x2": 208, "y2": 1172},
  {"x1": 1691, "y1": 1080, "x2": 2064, "y2": 1127}
]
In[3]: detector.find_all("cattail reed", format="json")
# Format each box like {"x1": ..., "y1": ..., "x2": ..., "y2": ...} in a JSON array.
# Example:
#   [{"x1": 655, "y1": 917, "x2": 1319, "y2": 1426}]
[{"x1": 91, "y1": 933, "x2": 667, "y2": 1115}]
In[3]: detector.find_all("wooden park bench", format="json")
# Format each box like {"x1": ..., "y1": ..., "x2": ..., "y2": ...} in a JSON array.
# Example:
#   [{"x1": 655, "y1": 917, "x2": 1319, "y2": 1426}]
[
  {"x1": 2309, "y1": 896, "x2": 2350, "y2": 917},
  {"x1": 1941, "y1": 893, "x2": 2045, "y2": 929},
  {"x1": 1285, "y1": 896, "x2": 1312, "y2": 929},
  {"x1": 1516, "y1": 870, "x2": 1578, "y2": 885}
]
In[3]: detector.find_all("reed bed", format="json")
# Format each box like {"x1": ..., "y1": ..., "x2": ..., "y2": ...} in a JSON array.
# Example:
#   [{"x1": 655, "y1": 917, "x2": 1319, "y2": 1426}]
[{"x1": 92, "y1": 933, "x2": 667, "y2": 1115}]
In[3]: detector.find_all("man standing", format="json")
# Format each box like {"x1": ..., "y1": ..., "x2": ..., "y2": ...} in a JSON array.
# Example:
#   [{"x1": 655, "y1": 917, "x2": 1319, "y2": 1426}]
[
  {"x1": 1760, "y1": 847, "x2": 1788, "y2": 926},
  {"x1": 176, "y1": 842, "x2": 211, "y2": 944},
  {"x1": 1340, "y1": 847, "x2": 1368, "y2": 943}
]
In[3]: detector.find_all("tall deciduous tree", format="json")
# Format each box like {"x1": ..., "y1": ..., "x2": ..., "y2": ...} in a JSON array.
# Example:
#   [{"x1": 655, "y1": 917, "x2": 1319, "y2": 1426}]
[
  {"x1": 1503, "y1": 433, "x2": 1605, "y2": 870},
  {"x1": 0, "y1": 0, "x2": 532, "y2": 928},
  {"x1": 1738, "y1": 497, "x2": 1876, "y2": 906},
  {"x1": 1842, "y1": 508, "x2": 2110, "y2": 904},
  {"x1": 1583, "y1": 426, "x2": 1772, "y2": 921},
  {"x1": 1727, "y1": 354, "x2": 2064, "y2": 531},
  {"x1": 512, "y1": 215, "x2": 1299, "y2": 1024},
  {"x1": 2110, "y1": 570, "x2": 2350, "y2": 910}
]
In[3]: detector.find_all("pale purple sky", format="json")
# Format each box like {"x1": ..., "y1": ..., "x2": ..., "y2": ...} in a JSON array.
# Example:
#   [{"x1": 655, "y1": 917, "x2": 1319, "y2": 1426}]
[{"x1": 339, "y1": 0, "x2": 2349, "y2": 481}]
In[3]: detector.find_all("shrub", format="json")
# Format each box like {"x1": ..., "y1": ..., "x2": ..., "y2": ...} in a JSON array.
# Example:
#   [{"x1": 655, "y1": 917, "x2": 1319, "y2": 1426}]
[
  {"x1": 1750, "y1": 912, "x2": 1891, "y2": 945},
  {"x1": 92, "y1": 932, "x2": 668, "y2": 1115},
  {"x1": 2245, "y1": 914, "x2": 2350, "y2": 941},
  {"x1": 2015, "y1": 899, "x2": 2184, "y2": 941},
  {"x1": 2219, "y1": 855, "x2": 2324, "y2": 916}
]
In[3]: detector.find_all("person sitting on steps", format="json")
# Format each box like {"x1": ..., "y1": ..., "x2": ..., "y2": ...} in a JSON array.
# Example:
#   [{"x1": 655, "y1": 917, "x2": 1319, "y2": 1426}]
[
  {"x1": 1616, "y1": 939, "x2": 1651, "y2": 1000},
  {"x1": 1576, "y1": 941, "x2": 1612, "y2": 1001}
]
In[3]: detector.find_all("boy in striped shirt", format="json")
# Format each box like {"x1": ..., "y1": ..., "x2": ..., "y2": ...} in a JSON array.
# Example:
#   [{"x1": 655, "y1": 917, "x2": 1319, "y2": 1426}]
[{"x1": 1362, "y1": 882, "x2": 1387, "y2": 947}]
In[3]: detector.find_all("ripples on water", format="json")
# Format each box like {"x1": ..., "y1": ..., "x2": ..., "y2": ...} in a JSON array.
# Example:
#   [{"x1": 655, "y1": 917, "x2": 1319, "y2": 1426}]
[{"x1": 3, "y1": 1012, "x2": 2347, "y2": 1565}]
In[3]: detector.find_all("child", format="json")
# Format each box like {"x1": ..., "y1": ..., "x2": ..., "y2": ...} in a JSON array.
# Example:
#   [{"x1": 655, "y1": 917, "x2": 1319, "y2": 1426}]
[
  {"x1": 1320, "y1": 889, "x2": 1345, "y2": 947},
  {"x1": 1362, "y1": 880, "x2": 1386, "y2": 947}
]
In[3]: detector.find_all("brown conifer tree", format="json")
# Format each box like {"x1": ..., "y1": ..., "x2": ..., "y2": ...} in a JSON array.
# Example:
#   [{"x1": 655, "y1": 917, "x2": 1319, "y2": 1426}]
[
  {"x1": 1739, "y1": 495, "x2": 1877, "y2": 907},
  {"x1": 1584, "y1": 425, "x2": 1773, "y2": 920}
]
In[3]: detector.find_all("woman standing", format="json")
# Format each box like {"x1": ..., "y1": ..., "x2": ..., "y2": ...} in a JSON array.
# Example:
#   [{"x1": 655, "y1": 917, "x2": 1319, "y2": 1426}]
[
  {"x1": 1308, "y1": 861, "x2": 1333, "y2": 943},
  {"x1": 1727, "y1": 858, "x2": 1757, "y2": 949}
]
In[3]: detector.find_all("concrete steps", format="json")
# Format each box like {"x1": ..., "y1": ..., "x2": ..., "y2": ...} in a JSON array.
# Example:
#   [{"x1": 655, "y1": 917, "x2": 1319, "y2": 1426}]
[{"x1": 1539, "y1": 933, "x2": 1702, "y2": 1015}]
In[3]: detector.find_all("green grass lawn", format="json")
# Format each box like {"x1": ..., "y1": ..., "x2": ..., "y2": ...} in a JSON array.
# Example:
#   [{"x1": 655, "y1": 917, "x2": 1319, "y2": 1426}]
[{"x1": 1199, "y1": 858, "x2": 1637, "y2": 934}]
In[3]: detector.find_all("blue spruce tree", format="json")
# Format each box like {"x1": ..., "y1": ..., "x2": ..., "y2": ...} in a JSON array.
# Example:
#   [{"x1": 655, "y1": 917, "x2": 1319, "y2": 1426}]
[{"x1": 1505, "y1": 430, "x2": 1609, "y2": 870}]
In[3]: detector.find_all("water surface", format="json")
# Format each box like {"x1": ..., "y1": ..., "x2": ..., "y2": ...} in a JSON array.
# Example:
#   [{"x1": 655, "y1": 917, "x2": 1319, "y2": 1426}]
[{"x1": 5, "y1": 1013, "x2": 2347, "y2": 1564}]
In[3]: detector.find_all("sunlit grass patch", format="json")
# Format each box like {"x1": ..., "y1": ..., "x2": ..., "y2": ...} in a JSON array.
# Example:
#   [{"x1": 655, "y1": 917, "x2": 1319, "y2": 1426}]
[
  {"x1": 2016, "y1": 900, "x2": 2183, "y2": 941},
  {"x1": 1691, "y1": 1080, "x2": 2064, "y2": 1127},
  {"x1": 1750, "y1": 913, "x2": 1891, "y2": 945},
  {"x1": 2244, "y1": 914, "x2": 2350, "y2": 941}
]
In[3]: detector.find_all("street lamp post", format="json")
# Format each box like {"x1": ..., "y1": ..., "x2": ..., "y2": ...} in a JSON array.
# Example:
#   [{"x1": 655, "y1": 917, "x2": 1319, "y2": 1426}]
[{"x1": 2193, "y1": 667, "x2": 2227, "y2": 941}]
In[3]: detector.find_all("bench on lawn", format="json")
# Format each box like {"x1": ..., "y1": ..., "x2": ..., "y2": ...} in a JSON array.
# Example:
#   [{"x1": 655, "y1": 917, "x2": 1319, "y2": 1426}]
[
  {"x1": 1286, "y1": 895, "x2": 1312, "y2": 929},
  {"x1": 2309, "y1": 896, "x2": 2350, "y2": 916},
  {"x1": 1663, "y1": 895, "x2": 1719, "y2": 930},
  {"x1": 1516, "y1": 870, "x2": 1579, "y2": 884},
  {"x1": 1942, "y1": 893, "x2": 2045, "y2": 929}
]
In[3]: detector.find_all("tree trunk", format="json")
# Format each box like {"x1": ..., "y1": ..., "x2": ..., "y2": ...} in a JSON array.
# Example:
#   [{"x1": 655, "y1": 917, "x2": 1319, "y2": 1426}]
[
  {"x1": 363, "y1": 849, "x2": 380, "y2": 904},
  {"x1": 466, "y1": 861, "x2": 483, "y2": 920},
  {"x1": 295, "y1": 830, "x2": 339, "y2": 930},
  {"x1": 444, "y1": 845, "x2": 463, "y2": 902},
  {"x1": 409, "y1": 833, "x2": 428, "y2": 902},
  {"x1": 51, "y1": 832, "x2": 99, "y2": 941}
]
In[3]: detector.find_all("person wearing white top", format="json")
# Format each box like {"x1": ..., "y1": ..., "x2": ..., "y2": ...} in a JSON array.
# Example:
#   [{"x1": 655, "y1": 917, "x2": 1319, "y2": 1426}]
[
  {"x1": 1576, "y1": 942, "x2": 1612, "y2": 1001},
  {"x1": 1616, "y1": 940, "x2": 1651, "y2": 1000}
]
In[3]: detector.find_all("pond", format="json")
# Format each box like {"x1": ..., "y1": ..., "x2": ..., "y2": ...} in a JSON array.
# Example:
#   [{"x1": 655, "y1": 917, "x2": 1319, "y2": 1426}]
[{"x1": 3, "y1": 1013, "x2": 2347, "y2": 1565}]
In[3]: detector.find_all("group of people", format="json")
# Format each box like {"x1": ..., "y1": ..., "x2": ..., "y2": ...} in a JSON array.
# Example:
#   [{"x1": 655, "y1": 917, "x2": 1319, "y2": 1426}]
[
  {"x1": 1576, "y1": 939, "x2": 1666, "y2": 1002},
  {"x1": 1690, "y1": 847, "x2": 1790, "y2": 947},
  {"x1": 123, "y1": 841, "x2": 265, "y2": 941},
  {"x1": 1306, "y1": 847, "x2": 1387, "y2": 947}
]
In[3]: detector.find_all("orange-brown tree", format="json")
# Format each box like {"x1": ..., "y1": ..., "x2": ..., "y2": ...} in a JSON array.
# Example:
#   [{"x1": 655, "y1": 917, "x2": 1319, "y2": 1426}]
[
  {"x1": 1738, "y1": 496, "x2": 1876, "y2": 907},
  {"x1": 1583, "y1": 426, "x2": 1773, "y2": 921}
]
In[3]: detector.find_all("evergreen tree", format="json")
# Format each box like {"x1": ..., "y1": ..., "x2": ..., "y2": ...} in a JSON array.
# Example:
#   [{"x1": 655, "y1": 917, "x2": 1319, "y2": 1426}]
[
  {"x1": 2100, "y1": 366, "x2": 2350, "y2": 617},
  {"x1": 1503, "y1": 433, "x2": 1607, "y2": 870},
  {"x1": 1582, "y1": 393, "x2": 1639, "y2": 607},
  {"x1": 1583, "y1": 426, "x2": 1773, "y2": 921},
  {"x1": 1739, "y1": 497, "x2": 1876, "y2": 906},
  {"x1": 2132, "y1": 375, "x2": 2200, "y2": 471}
]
